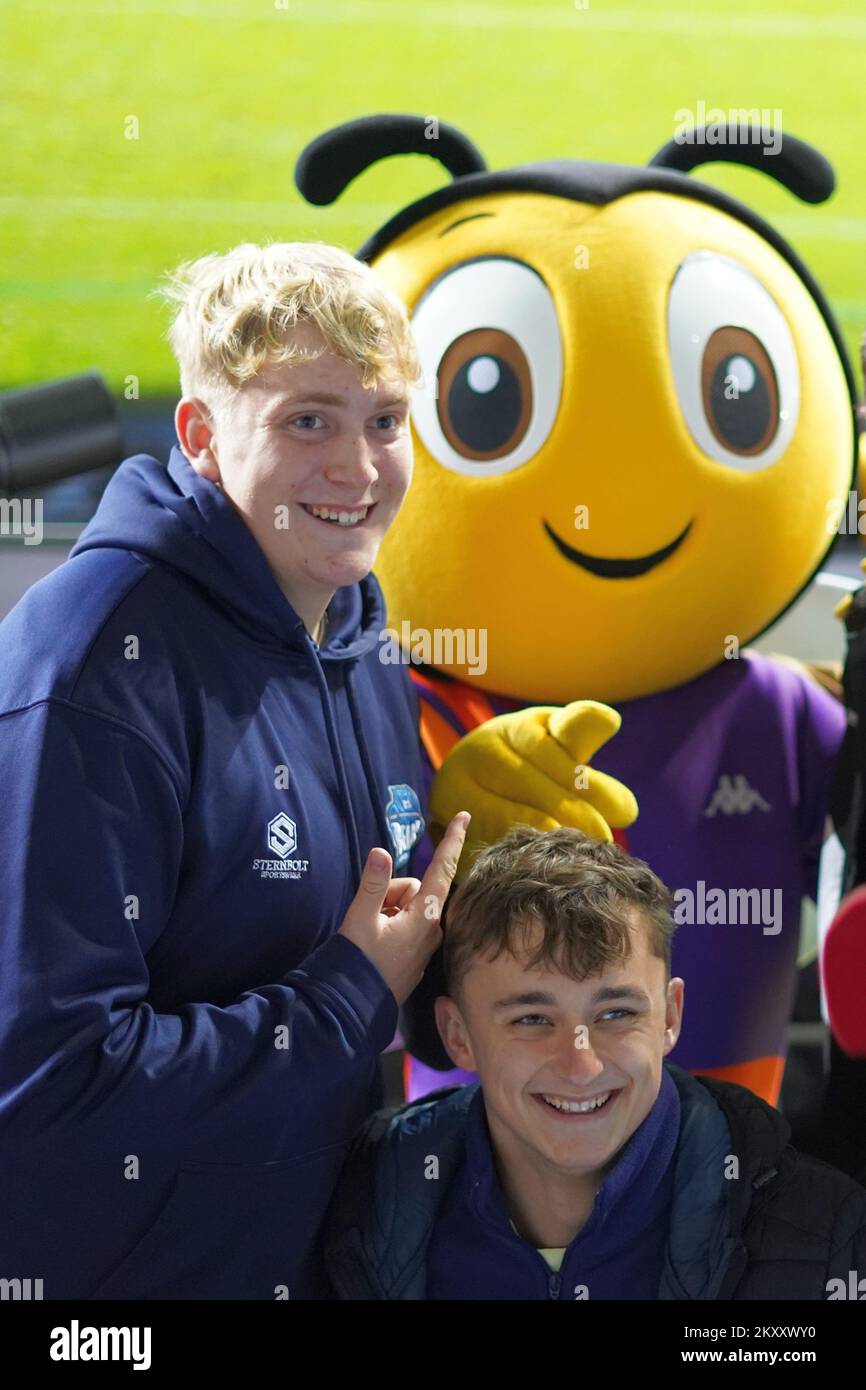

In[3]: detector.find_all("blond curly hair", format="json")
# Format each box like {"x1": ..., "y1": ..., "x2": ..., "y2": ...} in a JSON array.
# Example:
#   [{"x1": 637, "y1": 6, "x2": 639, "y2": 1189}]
[{"x1": 155, "y1": 240, "x2": 421, "y2": 414}]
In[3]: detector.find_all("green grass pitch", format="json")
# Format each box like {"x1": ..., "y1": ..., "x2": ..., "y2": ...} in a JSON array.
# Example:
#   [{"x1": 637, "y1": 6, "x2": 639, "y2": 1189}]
[{"x1": 2, "y1": 0, "x2": 865, "y2": 398}]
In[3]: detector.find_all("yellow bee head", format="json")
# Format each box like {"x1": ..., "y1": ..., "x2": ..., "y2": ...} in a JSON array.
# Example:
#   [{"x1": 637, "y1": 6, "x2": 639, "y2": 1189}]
[{"x1": 296, "y1": 116, "x2": 860, "y2": 703}]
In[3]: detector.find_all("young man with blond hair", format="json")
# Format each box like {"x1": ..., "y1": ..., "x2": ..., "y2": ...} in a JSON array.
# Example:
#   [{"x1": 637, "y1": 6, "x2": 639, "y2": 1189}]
[
  {"x1": 325, "y1": 824, "x2": 866, "y2": 1300},
  {"x1": 0, "y1": 240, "x2": 469, "y2": 1299}
]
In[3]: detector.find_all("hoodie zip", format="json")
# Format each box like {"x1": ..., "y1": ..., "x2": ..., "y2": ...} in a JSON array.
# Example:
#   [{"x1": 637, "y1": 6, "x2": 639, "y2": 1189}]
[
  {"x1": 299, "y1": 629, "x2": 364, "y2": 882},
  {"x1": 466, "y1": 1176, "x2": 573, "y2": 1299},
  {"x1": 299, "y1": 635, "x2": 396, "y2": 885},
  {"x1": 346, "y1": 666, "x2": 396, "y2": 856}
]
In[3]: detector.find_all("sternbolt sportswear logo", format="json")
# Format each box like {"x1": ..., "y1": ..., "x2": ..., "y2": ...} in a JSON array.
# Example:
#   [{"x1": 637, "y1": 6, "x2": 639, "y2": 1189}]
[
  {"x1": 252, "y1": 812, "x2": 310, "y2": 880},
  {"x1": 704, "y1": 774, "x2": 772, "y2": 817},
  {"x1": 268, "y1": 812, "x2": 297, "y2": 857}
]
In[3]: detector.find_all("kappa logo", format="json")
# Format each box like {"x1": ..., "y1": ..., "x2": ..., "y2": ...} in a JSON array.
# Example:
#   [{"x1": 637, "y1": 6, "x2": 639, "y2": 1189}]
[
  {"x1": 251, "y1": 812, "x2": 310, "y2": 880},
  {"x1": 385, "y1": 784, "x2": 425, "y2": 871},
  {"x1": 704, "y1": 774, "x2": 772, "y2": 817}
]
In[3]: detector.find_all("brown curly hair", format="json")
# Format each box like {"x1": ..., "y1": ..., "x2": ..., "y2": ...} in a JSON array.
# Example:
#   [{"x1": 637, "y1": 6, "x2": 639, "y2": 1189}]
[{"x1": 444, "y1": 823, "x2": 676, "y2": 1001}]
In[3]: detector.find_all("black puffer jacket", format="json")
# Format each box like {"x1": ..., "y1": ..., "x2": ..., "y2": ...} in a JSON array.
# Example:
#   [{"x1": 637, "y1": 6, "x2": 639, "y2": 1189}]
[{"x1": 324, "y1": 1064, "x2": 866, "y2": 1299}]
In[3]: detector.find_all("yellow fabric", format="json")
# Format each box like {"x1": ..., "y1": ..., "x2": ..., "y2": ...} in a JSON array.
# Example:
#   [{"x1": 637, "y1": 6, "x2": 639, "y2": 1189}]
[
  {"x1": 373, "y1": 188, "x2": 855, "y2": 706},
  {"x1": 537, "y1": 1246, "x2": 567, "y2": 1273},
  {"x1": 429, "y1": 700, "x2": 639, "y2": 875},
  {"x1": 508, "y1": 1217, "x2": 566, "y2": 1272}
]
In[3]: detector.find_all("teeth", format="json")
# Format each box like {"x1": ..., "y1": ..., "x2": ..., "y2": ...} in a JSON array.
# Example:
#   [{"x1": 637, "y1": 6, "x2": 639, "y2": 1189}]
[
  {"x1": 542, "y1": 1091, "x2": 611, "y2": 1114},
  {"x1": 306, "y1": 504, "x2": 369, "y2": 527}
]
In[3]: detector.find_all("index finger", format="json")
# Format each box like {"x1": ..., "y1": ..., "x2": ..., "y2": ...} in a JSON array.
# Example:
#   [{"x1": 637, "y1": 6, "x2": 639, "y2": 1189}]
[{"x1": 417, "y1": 811, "x2": 471, "y2": 917}]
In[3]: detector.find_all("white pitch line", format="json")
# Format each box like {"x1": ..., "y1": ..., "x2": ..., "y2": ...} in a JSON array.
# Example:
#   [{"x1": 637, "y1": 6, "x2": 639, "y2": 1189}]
[
  {"x1": 775, "y1": 215, "x2": 866, "y2": 241},
  {"x1": 0, "y1": 194, "x2": 392, "y2": 223},
  {"x1": 3, "y1": 198, "x2": 866, "y2": 244},
  {"x1": 1, "y1": 2, "x2": 866, "y2": 41}
]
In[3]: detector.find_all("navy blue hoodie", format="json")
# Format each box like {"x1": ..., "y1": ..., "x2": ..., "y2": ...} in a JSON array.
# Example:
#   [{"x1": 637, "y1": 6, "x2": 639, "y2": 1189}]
[{"x1": 0, "y1": 445, "x2": 426, "y2": 1300}]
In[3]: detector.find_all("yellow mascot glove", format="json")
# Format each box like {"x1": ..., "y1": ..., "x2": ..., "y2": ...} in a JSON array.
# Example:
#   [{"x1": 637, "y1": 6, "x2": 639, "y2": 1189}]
[{"x1": 429, "y1": 700, "x2": 639, "y2": 878}]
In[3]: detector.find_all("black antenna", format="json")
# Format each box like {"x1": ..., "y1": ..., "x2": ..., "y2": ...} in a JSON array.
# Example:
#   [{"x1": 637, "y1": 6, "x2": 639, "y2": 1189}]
[
  {"x1": 294, "y1": 114, "x2": 487, "y2": 206},
  {"x1": 649, "y1": 125, "x2": 834, "y2": 204}
]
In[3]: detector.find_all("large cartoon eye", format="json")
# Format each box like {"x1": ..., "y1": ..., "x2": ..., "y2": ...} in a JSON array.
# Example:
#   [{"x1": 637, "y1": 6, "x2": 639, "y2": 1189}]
[
  {"x1": 409, "y1": 257, "x2": 564, "y2": 476},
  {"x1": 667, "y1": 251, "x2": 799, "y2": 471}
]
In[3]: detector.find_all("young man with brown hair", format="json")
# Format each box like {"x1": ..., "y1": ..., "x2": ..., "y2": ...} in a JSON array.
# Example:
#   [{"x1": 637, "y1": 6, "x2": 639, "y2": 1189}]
[{"x1": 325, "y1": 824, "x2": 866, "y2": 1299}]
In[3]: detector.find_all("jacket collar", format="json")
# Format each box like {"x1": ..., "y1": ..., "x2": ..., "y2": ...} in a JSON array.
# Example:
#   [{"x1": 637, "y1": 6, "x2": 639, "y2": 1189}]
[
  {"x1": 71, "y1": 447, "x2": 388, "y2": 659},
  {"x1": 658, "y1": 1066, "x2": 790, "y2": 1298},
  {"x1": 464, "y1": 1069, "x2": 681, "y2": 1261}
]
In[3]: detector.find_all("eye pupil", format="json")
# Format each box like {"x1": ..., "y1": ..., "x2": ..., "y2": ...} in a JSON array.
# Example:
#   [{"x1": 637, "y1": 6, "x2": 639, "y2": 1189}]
[
  {"x1": 702, "y1": 327, "x2": 778, "y2": 456},
  {"x1": 709, "y1": 356, "x2": 771, "y2": 451},
  {"x1": 448, "y1": 354, "x2": 521, "y2": 453}
]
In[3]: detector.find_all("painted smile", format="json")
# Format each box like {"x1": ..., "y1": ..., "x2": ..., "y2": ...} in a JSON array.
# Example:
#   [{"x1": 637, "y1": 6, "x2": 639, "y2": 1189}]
[{"x1": 542, "y1": 519, "x2": 693, "y2": 578}]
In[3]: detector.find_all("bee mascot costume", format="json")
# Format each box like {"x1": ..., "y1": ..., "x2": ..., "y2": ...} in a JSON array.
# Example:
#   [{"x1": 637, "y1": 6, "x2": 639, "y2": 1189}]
[{"x1": 295, "y1": 114, "x2": 862, "y2": 1116}]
